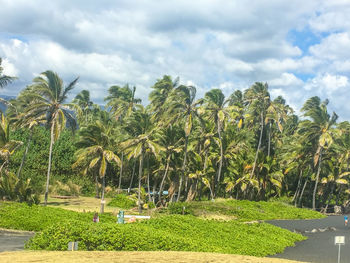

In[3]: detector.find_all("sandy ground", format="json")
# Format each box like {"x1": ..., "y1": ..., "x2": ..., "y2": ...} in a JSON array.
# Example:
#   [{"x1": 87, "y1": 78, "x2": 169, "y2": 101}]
[{"x1": 0, "y1": 251, "x2": 308, "y2": 263}]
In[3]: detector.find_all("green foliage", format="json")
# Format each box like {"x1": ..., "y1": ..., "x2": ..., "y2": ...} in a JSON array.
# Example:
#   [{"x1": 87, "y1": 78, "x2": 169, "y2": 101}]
[
  {"x1": 9, "y1": 127, "x2": 77, "y2": 191},
  {"x1": 168, "y1": 202, "x2": 194, "y2": 215},
  {"x1": 0, "y1": 202, "x2": 115, "y2": 231},
  {"x1": 169, "y1": 200, "x2": 324, "y2": 221},
  {"x1": 0, "y1": 172, "x2": 40, "y2": 205},
  {"x1": 108, "y1": 194, "x2": 136, "y2": 209},
  {"x1": 25, "y1": 215, "x2": 305, "y2": 256}
]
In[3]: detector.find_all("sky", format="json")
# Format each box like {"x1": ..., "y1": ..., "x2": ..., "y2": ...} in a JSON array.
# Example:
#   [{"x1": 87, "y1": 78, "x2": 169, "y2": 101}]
[{"x1": 1, "y1": 0, "x2": 350, "y2": 120}]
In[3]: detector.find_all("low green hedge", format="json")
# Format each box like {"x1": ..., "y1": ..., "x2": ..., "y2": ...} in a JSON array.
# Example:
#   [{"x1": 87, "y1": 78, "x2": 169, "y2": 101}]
[
  {"x1": 107, "y1": 194, "x2": 136, "y2": 209},
  {"x1": 169, "y1": 200, "x2": 325, "y2": 221},
  {"x1": 0, "y1": 202, "x2": 116, "y2": 231},
  {"x1": 26, "y1": 215, "x2": 305, "y2": 256}
]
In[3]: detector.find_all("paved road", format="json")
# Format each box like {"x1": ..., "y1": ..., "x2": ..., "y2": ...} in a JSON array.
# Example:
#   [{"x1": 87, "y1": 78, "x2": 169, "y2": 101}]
[
  {"x1": 0, "y1": 230, "x2": 34, "y2": 252},
  {"x1": 268, "y1": 216, "x2": 350, "y2": 263}
]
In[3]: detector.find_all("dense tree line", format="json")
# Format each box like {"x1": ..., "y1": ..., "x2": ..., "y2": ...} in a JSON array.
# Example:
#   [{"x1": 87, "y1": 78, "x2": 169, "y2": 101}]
[{"x1": 1, "y1": 64, "x2": 350, "y2": 212}]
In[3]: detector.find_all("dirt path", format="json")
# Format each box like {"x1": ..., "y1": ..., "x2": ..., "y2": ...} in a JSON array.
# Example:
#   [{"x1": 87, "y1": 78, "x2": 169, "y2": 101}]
[{"x1": 0, "y1": 251, "x2": 308, "y2": 263}]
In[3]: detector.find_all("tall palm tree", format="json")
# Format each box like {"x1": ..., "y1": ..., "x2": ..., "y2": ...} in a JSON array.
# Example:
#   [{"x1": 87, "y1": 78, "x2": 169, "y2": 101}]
[
  {"x1": 122, "y1": 105, "x2": 164, "y2": 213},
  {"x1": 244, "y1": 82, "x2": 271, "y2": 179},
  {"x1": 298, "y1": 97, "x2": 338, "y2": 210},
  {"x1": 73, "y1": 120, "x2": 120, "y2": 213},
  {"x1": 203, "y1": 89, "x2": 233, "y2": 188},
  {"x1": 23, "y1": 71, "x2": 79, "y2": 205},
  {"x1": 166, "y1": 85, "x2": 202, "y2": 201},
  {"x1": 0, "y1": 58, "x2": 16, "y2": 88}
]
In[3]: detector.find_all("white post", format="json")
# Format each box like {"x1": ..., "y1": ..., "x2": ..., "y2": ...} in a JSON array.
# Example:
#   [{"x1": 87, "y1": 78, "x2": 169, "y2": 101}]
[{"x1": 338, "y1": 243, "x2": 341, "y2": 263}]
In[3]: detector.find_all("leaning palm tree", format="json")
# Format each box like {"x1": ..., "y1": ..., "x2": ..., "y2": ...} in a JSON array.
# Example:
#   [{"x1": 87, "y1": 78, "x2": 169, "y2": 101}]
[
  {"x1": 22, "y1": 71, "x2": 79, "y2": 205},
  {"x1": 0, "y1": 58, "x2": 16, "y2": 89},
  {"x1": 73, "y1": 120, "x2": 120, "y2": 213},
  {"x1": 298, "y1": 97, "x2": 338, "y2": 210},
  {"x1": 72, "y1": 90, "x2": 94, "y2": 125}
]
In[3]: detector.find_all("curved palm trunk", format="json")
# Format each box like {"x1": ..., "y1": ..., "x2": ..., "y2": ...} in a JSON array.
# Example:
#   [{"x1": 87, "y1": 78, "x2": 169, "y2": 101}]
[
  {"x1": 118, "y1": 152, "x2": 124, "y2": 189},
  {"x1": 312, "y1": 148, "x2": 323, "y2": 210},
  {"x1": 267, "y1": 122, "x2": 271, "y2": 157},
  {"x1": 250, "y1": 112, "x2": 264, "y2": 179},
  {"x1": 138, "y1": 149, "x2": 144, "y2": 214},
  {"x1": 298, "y1": 178, "x2": 308, "y2": 207},
  {"x1": 95, "y1": 174, "x2": 100, "y2": 198},
  {"x1": 216, "y1": 119, "x2": 223, "y2": 183},
  {"x1": 146, "y1": 156, "x2": 152, "y2": 203},
  {"x1": 292, "y1": 170, "x2": 303, "y2": 204},
  {"x1": 100, "y1": 175, "x2": 106, "y2": 214},
  {"x1": 17, "y1": 129, "x2": 33, "y2": 178},
  {"x1": 44, "y1": 123, "x2": 55, "y2": 206},
  {"x1": 158, "y1": 154, "x2": 170, "y2": 205},
  {"x1": 177, "y1": 135, "x2": 188, "y2": 202}
]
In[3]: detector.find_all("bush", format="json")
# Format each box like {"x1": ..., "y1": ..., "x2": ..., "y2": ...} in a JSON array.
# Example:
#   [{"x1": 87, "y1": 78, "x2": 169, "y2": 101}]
[
  {"x1": 0, "y1": 202, "x2": 115, "y2": 231},
  {"x1": 108, "y1": 194, "x2": 136, "y2": 209},
  {"x1": 168, "y1": 202, "x2": 194, "y2": 215},
  {"x1": 50, "y1": 180, "x2": 80, "y2": 196},
  {"x1": 26, "y1": 215, "x2": 305, "y2": 256},
  {"x1": 0, "y1": 172, "x2": 41, "y2": 205}
]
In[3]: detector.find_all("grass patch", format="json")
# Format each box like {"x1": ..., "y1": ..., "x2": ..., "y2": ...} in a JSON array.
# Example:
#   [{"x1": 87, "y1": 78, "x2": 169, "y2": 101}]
[
  {"x1": 26, "y1": 215, "x2": 305, "y2": 257},
  {"x1": 168, "y1": 199, "x2": 325, "y2": 221}
]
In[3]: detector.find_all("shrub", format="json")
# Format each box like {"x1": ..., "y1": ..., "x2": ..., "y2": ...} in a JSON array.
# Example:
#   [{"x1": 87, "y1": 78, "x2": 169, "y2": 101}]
[
  {"x1": 50, "y1": 180, "x2": 81, "y2": 196},
  {"x1": 0, "y1": 202, "x2": 115, "y2": 231},
  {"x1": 168, "y1": 202, "x2": 194, "y2": 215},
  {"x1": 26, "y1": 215, "x2": 305, "y2": 256},
  {"x1": 108, "y1": 194, "x2": 136, "y2": 209},
  {"x1": 0, "y1": 172, "x2": 41, "y2": 205}
]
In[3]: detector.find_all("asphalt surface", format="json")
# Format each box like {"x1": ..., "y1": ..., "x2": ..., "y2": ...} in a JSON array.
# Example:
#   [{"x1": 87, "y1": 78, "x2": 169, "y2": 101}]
[
  {"x1": 0, "y1": 230, "x2": 34, "y2": 252},
  {"x1": 268, "y1": 215, "x2": 350, "y2": 263}
]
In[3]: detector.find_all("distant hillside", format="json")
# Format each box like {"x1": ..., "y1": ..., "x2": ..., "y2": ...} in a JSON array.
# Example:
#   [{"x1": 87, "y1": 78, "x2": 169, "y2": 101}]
[{"x1": 0, "y1": 95, "x2": 16, "y2": 113}]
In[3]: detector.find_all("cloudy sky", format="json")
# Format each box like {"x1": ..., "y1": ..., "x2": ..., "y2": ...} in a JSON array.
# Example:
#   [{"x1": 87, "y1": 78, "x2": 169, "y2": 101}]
[{"x1": 1, "y1": 0, "x2": 350, "y2": 120}]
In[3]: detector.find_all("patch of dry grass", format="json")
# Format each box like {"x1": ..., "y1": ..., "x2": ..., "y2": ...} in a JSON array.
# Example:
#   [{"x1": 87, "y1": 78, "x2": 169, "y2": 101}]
[
  {"x1": 44, "y1": 196, "x2": 115, "y2": 213},
  {"x1": 0, "y1": 251, "x2": 308, "y2": 263}
]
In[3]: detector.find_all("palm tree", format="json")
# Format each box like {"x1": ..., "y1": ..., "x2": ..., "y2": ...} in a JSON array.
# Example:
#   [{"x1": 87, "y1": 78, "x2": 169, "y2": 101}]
[
  {"x1": 73, "y1": 120, "x2": 120, "y2": 213},
  {"x1": 23, "y1": 71, "x2": 79, "y2": 205},
  {"x1": 166, "y1": 85, "x2": 202, "y2": 201},
  {"x1": 122, "y1": 105, "x2": 164, "y2": 213},
  {"x1": 105, "y1": 84, "x2": 141, "y2": 121},
  {"x1": 203, "y1": 89, "x2": 232, "y2": 190},
  {"x1": 298, "y1": 97, "x2": 338, "y2": 210},
  {"x1": 244, "y1": 82, "x2": 271, "y2": 179},
  {"x1": 0, "y1": 58, "x2": 16, "y2": 88},
  {"x1": 73, "y1": 90, "x2": 93, "y2": 125},
  {"x1": 149, "y1": 75, "x2": 179, "y2": 122}
]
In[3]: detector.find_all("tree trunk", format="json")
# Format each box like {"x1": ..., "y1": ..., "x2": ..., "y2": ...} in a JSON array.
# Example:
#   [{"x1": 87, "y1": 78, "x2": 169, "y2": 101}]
[
  {"x1": 298, "y1": 178, "x2": 308, "y2": 207},
  {"x1": 146, "y1": 155, "x2": 152, "y2": 203},
  {"x1": 292, "y1": 170, "x2": 303, "y2": 204},
  {"x1": 138, "y1": 149, "x2": 144, "y2": 214},
  {"x1": 250, "y1": 112, "x2": 264, "y2": 179},
  {"x1": 118, "y1": 152, "x2": 124, "y2": 189},
  {"x1": 177, "y1": 135, "x2": 188, "y2": 202},
  {"x1": 216, "y1": 118, "x2": 223, "y2": 184},
  {"x1": 100, "y1": 175, "x2": 106, "y2": 214},
  {"x1": 44, "y1": 123, "x2": 55, "y2": 206},
  {"x1": 324, "y1": 183, "x2": 335, "y2": 213},
  {"x1": 95, "y1": 174, "x2": 100, "y2": 198},
  {"x1": 158, "y1": 154, "x2": 170, "y2": 205},
  {"x1": 312, "y1": 148, "x2": 323, "y2": 210},
  {"x1": 128, "y1": 160, "x2": 136, "y2": 193},
  {"x1": 267, "y1": 122, "x2": 271, "y2": 157},
  {"x1": 17, "y1": 129, "x2": 33, "y2": 178}
]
